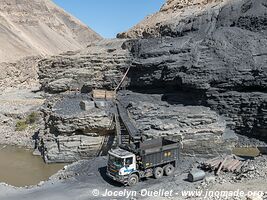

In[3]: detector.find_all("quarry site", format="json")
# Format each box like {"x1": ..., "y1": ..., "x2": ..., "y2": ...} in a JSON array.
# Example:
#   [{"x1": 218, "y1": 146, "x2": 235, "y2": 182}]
[{"x1": 0, "y1": 0, "x2": 266, "y2": 199}]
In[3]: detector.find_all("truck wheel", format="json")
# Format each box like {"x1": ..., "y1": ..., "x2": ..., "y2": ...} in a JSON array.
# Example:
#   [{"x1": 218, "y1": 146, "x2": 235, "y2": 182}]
[
  {"x1": 128, "y1": 174, "x2": 139, "y2": 186},
  {"x1": 154, "y1": 167, "x2": 163, "y2": 179},
  {"x1": 164, "y1": 164, "x2": 174, "y2": 176}
]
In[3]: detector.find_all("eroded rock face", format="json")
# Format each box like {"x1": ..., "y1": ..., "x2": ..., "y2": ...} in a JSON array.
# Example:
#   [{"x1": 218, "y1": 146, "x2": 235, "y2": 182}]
[
  {"x1": 117, "y1": 0, "x2": 267, "y2": 38},
  {"x1": 124, "y1": 30, "x2": 267, "y2": 139},
  {"x1": 40, "y1": 91, "x2": 237, "y2": 162},
  {"x1": 40, "y1": 94, "x2": 115, "y2": 163},
  {"x1": 38, "y1": 0, "x2": 267, "y2": 154},
  {"x1": 38, "y1": 39, "x2": 131, "y2": 93},
  {"x1": 118, "y1": 91, "x2": 237, "y2": 157},
  {"x1": 42, "y1": 135, "x2": 104, "y2": 163}
]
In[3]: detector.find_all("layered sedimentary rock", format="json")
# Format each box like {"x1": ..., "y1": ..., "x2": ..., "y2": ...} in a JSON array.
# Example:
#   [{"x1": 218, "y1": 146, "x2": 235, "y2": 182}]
[
  {"x1": 118, "y1": 0, "x2": 267, "y2": 38},
  {"x1": 0, "y1": 0, "x2": 101, "y2": 63},
  {"x1": 38, "y1": 0, "x2": 267, "y2": 162},
  {"x1": 118, "y1": 91, "x2": 237, "y2": 157},
  {"x1": 124, "y1": 32, "x2": 267, "y2": 139},
  {"x1": 40, "y1": 94, "x2": 115, "y2": 163},
  {"x1": 40, "y1": 91, "x2": 237, "y2": 162},
  {"x1": 38, "y1": 39, "x2": 131, "y2": 93}
]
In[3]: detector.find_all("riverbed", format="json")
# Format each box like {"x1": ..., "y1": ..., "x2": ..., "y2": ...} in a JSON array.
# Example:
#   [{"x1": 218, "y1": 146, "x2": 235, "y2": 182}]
[{"x1": 0, "y1": 145, "x2": 65, "y2": 187}]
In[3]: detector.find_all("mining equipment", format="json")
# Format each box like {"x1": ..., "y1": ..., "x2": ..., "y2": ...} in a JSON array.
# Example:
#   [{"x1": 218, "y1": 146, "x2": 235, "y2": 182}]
[{"x1": 107, "y1": 100, "x2": 180, "y2": 186}]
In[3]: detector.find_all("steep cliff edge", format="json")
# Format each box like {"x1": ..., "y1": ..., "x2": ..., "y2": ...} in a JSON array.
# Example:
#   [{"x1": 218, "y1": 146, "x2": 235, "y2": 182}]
[
  {"x1": 118, "y1": 0, "x2": 267, "y2": 38},
  {"x1": 0, "y1": 0, "x2": 101, "y2": 63},
  {"x1": 118, "y1": 0, "x2": 267, "y2": 139}
]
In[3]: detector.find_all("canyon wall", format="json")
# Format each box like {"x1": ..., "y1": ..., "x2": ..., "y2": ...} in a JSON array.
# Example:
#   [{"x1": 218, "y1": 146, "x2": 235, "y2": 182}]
[{"x1": 37, "y1": 0, "x2": 267, "y2": 161}]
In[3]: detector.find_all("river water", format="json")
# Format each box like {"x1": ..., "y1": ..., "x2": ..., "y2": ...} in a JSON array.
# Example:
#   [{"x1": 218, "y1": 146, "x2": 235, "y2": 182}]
[{"x1": 0, "y1": 145, "x2": 65, "y2": 187}]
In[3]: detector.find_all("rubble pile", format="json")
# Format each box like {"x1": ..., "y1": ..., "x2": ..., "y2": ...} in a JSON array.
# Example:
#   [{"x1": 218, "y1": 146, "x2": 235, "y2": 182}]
[
  {"x1": 201, "y1": 155, "x2": 245, "y2": 173},
  {"x1": 200, "y1": 155, "x2": 267, "y2": 194}
]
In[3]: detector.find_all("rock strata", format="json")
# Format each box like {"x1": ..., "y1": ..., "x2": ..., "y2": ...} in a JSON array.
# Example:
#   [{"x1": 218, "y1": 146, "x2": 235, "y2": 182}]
[
  {"x1": 37, "y1": 0, "x2": 267, "y2": 162},
  {"x1": 118, "y1": 91, "x2": 237, "y2": 157},
  {"x1": 38, "y1": 39, "x2": 131, "y2": 93},
  {"x1": 39, "y1": 93, "x2": 115, "y2": 163},
  {"x1": 118, "y1": 0, "x2": 267, "y2": 39}
]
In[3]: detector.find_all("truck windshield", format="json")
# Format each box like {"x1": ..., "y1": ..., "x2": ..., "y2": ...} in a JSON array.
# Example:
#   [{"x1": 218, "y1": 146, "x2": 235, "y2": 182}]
[{"x1": 109, "y1": 155, "x2": 124, "y2": 168}]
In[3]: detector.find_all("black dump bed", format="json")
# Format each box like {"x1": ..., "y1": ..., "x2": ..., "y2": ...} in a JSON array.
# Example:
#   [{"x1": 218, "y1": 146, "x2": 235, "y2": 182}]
[{"x1": 138, "y1": 138, "x2": 180, "y2": 169}]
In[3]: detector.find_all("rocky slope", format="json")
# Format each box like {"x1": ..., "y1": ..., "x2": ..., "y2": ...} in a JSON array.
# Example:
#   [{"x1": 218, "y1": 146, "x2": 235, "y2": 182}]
[
  {"x1": 0, "y1": 0, "x2": 101, "y2": 63},
  {"x1": 38, "y1": 39, "x2": 131, "y2": 93},
  {"x1": 118, "y1": 0, "x2": 267, "y2": 38},
  {"x1": 0, "y1": 56, "x2": 41, "y2": 89},
  {"x1": 38, "y1": 0, "x2": 267, "y2": 162}
]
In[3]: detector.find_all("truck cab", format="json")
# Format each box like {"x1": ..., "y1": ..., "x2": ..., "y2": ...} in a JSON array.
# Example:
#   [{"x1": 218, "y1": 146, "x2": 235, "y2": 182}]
[{"x1": 107, "y1": 148, "x2": 138, "y2": 185}]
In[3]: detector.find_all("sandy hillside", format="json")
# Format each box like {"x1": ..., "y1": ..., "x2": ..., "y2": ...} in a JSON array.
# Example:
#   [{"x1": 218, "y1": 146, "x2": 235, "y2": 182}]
[{"x1": 0, "y1": 0, "x2": 102, "y2": 63}]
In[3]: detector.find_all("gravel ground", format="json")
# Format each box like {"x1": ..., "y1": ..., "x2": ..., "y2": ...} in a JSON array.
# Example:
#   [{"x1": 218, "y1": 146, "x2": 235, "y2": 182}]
[
  {"x1": 0, "y1": 156, "x2": 203, "y2": 200},
  {"x1": 0, "y1": 154, "x2": 266, "y2": 200}
]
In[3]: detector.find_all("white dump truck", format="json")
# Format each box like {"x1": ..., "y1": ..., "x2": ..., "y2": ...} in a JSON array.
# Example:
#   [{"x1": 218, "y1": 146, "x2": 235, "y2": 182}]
[{"x1": 106, "y1": 138, "x2": 180, "y2": 186}]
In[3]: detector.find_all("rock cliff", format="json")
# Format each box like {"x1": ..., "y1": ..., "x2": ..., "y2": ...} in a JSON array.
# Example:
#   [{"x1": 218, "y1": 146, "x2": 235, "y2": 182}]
[
  {"x1": 118, "y1": 91, "x2": 237, "y2": 157},
  {"x1": 39, "y1": 93, "x2": 115, "y2": 163},
  {"x1": 38, "y1": 39, "x2": 131, "y2": 93},
  {"x1": 118, "y1": 0, "x2": 267, "y2": 38},
  {"x1": 37, "y1": 0, "x2": 267, "y2": 162}
]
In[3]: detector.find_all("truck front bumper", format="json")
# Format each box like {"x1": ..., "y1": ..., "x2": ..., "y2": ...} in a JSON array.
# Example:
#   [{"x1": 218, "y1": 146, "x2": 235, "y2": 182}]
[{"x1": 106, "y1": 171, "x2": 128, "y2": 184}]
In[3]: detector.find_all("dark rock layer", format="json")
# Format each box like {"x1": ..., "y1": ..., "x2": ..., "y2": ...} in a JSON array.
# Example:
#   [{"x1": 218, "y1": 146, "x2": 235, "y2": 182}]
[
  {"x1": 38, "y1": 0, "x2": 267, "y2": 143},
  {"x1": 39, "y1": 93, "x2": 115, "y2": 163}
]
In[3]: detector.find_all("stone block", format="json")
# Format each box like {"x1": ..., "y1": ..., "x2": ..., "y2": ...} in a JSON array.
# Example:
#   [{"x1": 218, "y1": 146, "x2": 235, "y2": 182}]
[{"x1": 80, "y1": 100, "x2": 95, "y2": 111}]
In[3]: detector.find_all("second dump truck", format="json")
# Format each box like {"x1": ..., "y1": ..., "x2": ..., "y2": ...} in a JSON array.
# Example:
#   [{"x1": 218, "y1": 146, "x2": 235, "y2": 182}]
[{"x1": 107, "y1": 138, "x2": 180, "y2": 186}]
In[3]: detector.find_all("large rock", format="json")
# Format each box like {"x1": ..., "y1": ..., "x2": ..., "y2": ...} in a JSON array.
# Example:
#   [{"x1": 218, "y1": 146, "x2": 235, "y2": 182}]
[
  {"x1": 42, "y1": 135, "x2": 104, "y2": 163},
  {"x1": 39, "y1": 93, "x2": 115, "y2": 163},
  {"x1": 118, "y1": 91, "x2": 237, "y2": 157}
]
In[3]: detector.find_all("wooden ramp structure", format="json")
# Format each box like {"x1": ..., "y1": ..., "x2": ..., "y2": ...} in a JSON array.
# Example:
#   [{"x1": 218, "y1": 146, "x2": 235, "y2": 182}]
[{"x1": 90, "y1": 88, "x2": 141, "y2": 149}]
